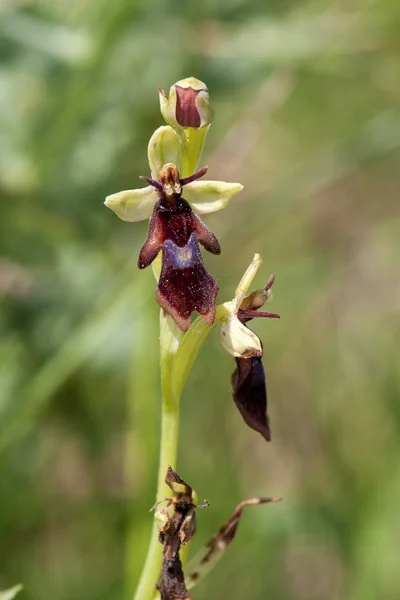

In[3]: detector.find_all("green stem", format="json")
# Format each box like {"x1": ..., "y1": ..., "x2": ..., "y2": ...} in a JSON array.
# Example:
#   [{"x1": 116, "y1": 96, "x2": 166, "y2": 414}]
[
  {"x1": 132, "y1": 405, "x2": 179, "y2": 600},
  {"x1": 133, "y1": 314, "x2": 181, "y2": 600}
]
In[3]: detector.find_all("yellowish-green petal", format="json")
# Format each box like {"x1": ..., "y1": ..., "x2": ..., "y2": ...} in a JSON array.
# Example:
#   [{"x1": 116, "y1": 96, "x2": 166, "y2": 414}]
[
  {"x1": 148, "y1": 125, "x2": 181, "y2": 179},
  {"x1": 104, "y1": 186, "x2": 157, "y2": 222},
  {"x1": 233, "y1": 254, "x2": 262, "y2": 311},
  {"x1": 184, "y1": 180, "x2": 243, "y2": 215},
  {"x1": 219, "y1": 315, "x2": 262, "y2": 358}
]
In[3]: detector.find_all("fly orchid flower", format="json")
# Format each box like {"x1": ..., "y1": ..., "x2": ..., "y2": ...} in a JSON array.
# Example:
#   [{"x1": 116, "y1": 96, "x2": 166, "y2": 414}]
[
  {"x1": 218, "y1": 254, "x2": 280, "y2": 441},
  {"x1": 138, "y1": 163, "x2": 221, "y2": 331},
  {"x1": 105, "y1": 125, "x2": 243, "y2": 330}
]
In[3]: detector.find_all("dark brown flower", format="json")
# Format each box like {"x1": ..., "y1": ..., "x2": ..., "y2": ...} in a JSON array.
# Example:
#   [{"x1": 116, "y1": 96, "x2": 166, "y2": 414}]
[
  {"x1": 231, "y1": 275, "x2": 279, "y2": 441},
  {"x1": 138, "y1": 164, "x2": 221, "y2": 331}
]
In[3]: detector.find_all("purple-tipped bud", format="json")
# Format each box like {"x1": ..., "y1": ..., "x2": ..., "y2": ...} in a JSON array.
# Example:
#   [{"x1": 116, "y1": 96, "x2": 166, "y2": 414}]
[{"x1": 160, "y1": 77, "x2": 213, "y2": 129}]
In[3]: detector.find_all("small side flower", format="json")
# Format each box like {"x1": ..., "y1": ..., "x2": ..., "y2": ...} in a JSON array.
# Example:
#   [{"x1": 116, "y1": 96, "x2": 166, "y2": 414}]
[{"x1": 218, "y1": 256, "x2": 280, "y2": 441}]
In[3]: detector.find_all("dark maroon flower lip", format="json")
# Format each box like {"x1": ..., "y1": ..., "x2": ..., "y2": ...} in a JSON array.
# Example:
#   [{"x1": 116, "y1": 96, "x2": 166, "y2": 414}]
[
  {"x1": 137, "y1": 164, "x2": 221, "y2": 331},
  {"x1": 231, "y1": 274, "x2": 280, "y2": 441},
  {"x1": 156, "y1": 233, "x2": 218, "y2": 331},
  {"x1": 232, "y1": 356, "x2": 271, "y2": 442}
]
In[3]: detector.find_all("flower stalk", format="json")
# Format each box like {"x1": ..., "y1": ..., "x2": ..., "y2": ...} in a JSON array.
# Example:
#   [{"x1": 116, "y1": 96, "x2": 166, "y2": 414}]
[{"x1": 132, "y1": 314, "x2": 181, "y2": 600}]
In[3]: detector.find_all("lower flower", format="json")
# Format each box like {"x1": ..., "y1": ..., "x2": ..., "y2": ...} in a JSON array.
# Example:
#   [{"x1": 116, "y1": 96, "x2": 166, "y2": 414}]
[
  {"x1": 217, "y1": 255, "x2": 280, "y2": 441},
  {"x1": 232, "y1": 355, "x2": 271, "y2": 441}
]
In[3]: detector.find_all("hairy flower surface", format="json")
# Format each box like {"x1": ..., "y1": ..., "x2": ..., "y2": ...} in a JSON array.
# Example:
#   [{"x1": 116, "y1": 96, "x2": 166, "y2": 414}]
[
  {"x1": 105, "y1": 125, "x2": 243, "y2": 330},
  {"x1": 138, "y1": 163, "x2": 221, "y2": 330}
]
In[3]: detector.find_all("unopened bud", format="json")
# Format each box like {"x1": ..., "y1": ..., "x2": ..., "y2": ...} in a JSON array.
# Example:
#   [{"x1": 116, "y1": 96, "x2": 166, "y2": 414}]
[{"x1": 159, "y1": 77, "x2": 213, "y2": 129}]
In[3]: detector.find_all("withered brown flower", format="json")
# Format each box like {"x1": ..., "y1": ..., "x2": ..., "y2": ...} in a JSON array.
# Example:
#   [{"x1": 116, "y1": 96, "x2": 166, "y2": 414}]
[
  {"x1": 154, "y1": 466, "x2": 208, "y2": 600},
  {"x1": 138, "y1": 164, "x2": 221, "y2": 331}
]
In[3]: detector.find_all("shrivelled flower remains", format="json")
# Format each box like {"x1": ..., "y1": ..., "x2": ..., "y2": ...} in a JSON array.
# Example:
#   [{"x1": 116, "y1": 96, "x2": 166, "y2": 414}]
[
  {"x1": 154, "y1": 466, "x2": 281, "y2": 599},
  {"x1": 105, "y1": 124, "x2": 243, "y2": 330}
]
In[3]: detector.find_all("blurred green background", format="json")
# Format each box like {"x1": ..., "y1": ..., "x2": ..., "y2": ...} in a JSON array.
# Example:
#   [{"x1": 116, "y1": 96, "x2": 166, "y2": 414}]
[{"x1": 1, "y1": 0, "x2": 399, "y2": 599}]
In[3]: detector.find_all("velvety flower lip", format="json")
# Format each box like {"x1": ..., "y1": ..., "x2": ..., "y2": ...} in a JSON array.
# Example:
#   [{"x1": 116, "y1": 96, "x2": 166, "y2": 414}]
[
  {"x1": 104, "y1": 126, "x2": 243, "y2": 222},
  {"x1": 156, "y1": 232, "x2": 219, "y2": 331},
  {"x1": 232, "y1": 355, "x2": 271, "y2": 441},
  {"x1": 218, "y1": 255, "x2": 280, "y2": 442},
  {"x1": 138, "y1": 163, "x2": 221, "y2": 331}
]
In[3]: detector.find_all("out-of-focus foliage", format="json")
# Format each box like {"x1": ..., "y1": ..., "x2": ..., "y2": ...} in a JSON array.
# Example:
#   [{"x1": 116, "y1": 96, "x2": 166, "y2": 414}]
[
  {"x1": 0, "y1": 0, "x2": 399, "y2": 599},
  {"x1": 0, "y1": 585, "x2": 22, "y2": 600}
]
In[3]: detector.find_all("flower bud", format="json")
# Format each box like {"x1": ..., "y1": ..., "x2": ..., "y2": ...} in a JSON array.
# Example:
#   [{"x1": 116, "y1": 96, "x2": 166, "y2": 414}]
[{"x1": 159, "y1": 77, "x2": 213, "y2": 129}]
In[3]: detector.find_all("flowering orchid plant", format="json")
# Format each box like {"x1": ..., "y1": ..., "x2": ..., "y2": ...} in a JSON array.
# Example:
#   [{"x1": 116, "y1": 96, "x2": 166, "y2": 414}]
[{"x1": 105, "y1": 77, "x2": 281, "y2": 600}]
